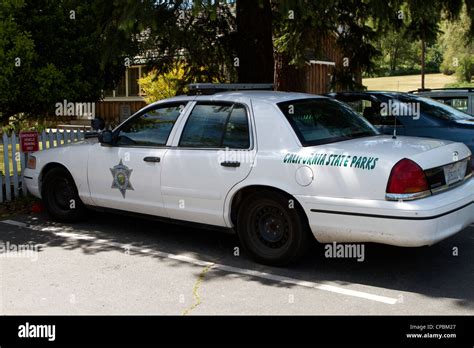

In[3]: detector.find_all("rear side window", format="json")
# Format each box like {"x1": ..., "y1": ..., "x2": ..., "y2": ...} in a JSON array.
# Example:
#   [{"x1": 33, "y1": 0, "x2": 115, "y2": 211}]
[{"x1": 179, "y1": 103, "x2": 250, "y2": 149}]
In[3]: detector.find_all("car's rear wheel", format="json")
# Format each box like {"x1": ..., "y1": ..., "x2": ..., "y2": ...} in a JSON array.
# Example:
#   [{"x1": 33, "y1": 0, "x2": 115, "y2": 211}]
[
  {"x1": 41, "y1": 167, "x2": 86, "y2": 222},
  {"x1": 237, "y1": 191, "x2": 310, "y2": 266}
]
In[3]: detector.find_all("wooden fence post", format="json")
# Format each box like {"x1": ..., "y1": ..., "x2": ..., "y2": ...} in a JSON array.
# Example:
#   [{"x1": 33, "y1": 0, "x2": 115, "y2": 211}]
[
  {"x1": 3, "y1": 133, "x2": 11, "y2": 201},
  {"x1": 11, "y1": 133, "x2": 19, "y2": 198},
  {"x1": 0, "y1": 129, "x2": 85, "y2": 203},
  {"x1": 0, "y1": 173, "x2": 3, "y2": 203},
  {"x1": 41, "y1": 130, "x2": 47, "y2": 150},
  {"x1": 20, "y1": 151, "x2": 27, "y2": 196}
]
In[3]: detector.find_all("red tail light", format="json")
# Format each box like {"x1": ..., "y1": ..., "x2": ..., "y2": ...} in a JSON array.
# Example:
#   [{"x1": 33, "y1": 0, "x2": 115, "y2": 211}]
[{"x1": 387, "y1": 159, "x2": 429, "y2": 195}]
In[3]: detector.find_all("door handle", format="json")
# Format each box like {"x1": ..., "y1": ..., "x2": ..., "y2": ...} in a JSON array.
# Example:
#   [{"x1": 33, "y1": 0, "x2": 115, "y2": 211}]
[
  {"x1": 220, "y1": 161, "x2": 240, "y2": 168},
  {"x1": 143, "y1": 156, "x2": 161, "y2": 163}
]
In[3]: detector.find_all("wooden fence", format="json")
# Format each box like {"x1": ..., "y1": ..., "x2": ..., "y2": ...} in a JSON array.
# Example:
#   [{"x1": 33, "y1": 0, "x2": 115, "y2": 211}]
[{"x1": 0, "y1": 129, "x2": 85, "y2": 203}]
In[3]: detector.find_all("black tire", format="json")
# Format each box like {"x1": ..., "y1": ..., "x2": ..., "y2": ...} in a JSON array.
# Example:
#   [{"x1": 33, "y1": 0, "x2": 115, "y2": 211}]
[
  {"x1": 41, "y1": 167, "x2": 86, "y2": 222},
  {"x1": 236, "y1": 190, "x2": 311, "y2": 266}
]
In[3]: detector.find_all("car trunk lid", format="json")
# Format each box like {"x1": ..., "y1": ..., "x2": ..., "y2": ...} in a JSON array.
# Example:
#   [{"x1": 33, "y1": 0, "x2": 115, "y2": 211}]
[{"x1": 291, "y1": 135, "x2": 472, "y2": 200}]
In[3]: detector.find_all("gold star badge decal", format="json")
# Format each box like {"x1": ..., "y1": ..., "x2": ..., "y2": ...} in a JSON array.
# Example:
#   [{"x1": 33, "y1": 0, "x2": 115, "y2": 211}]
[{"x1": 110, "y1": 160, "x2": 134, "y2": 198}]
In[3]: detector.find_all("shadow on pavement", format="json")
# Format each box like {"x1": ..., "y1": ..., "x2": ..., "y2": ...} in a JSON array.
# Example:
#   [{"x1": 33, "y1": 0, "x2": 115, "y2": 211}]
[{"x1": 1, "y1": 210, "x2": 473, "y2": 309}]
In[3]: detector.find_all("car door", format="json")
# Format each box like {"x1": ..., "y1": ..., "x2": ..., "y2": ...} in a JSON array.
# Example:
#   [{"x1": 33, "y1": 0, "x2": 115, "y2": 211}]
[
  {"x1": 161, "y1": 100, "x2": 256, "y2": 227},
  {"x1": 87, "y1": 102, "x2": 188, "y2": 217}
]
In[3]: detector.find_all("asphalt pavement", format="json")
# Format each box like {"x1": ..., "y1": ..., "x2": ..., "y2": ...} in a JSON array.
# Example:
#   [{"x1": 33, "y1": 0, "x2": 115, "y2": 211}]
[{"x1": 0, "y1": 210, "x2": 473, "y2": 315}]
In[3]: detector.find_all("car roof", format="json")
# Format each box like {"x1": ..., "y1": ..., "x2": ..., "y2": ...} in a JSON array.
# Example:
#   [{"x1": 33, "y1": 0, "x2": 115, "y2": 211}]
[
  {"x1": 330, "y1": 91, "x2": 402, "y2": 96},
  {"x1": 329, "y1": 91, "x2": 420, "y2": 99},
  {"x1": 413, "y1": 90, "x2": 474, "y2": 95},
  {"x1": 149, "y1": 90, "x2": 327, "y2": 107},
  {"x1": 410, "y1": 88, "x2": 474, "y2": 93}
]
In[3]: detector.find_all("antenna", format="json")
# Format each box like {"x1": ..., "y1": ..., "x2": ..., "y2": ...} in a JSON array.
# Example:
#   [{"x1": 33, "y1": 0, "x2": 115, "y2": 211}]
[
  {"x1": 392, "y1": 119, "x2": 397, "y2": 138},
  {"x1": 392, "y1": 99, "x2": 397, "y2": 139}
]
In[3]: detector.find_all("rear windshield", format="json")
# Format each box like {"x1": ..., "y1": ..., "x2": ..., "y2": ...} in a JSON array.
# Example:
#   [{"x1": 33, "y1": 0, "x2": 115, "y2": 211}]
[{"x1": 278, "y1": 98, "x2": 379, "y2": 146}]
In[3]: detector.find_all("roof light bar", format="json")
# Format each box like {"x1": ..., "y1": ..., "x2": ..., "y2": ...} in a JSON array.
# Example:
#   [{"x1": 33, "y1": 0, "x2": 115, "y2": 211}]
[{"x1": 187, "y1": 83, "x2": 274, "y2": 95}]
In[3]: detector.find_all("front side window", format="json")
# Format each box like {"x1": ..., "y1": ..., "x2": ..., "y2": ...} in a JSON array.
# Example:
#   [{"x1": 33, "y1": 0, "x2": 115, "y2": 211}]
[
  {"x1": 278, "y1": 98, "x2": 379, "y2": 146},
  {"x1": 179, "y1": 103, "x2": 250, "y2": 149},
  {"x1": 116, "y1": 104, "x2": 183, "y2": 146}
]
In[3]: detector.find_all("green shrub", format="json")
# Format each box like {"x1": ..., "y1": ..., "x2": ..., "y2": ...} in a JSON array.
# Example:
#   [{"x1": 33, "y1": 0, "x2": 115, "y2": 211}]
[
  {"x1": 1, "y1": 114, "x2": 47, "y2": 135},
  {"x1": 455, "y1": 55, "x2": 474, "y2": 83},
  {"x1": 445, "y1": 81, "x2": 474, "y2": 88}
]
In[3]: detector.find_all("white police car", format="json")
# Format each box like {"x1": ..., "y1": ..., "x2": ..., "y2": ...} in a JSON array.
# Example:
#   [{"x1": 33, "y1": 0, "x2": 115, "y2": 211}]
[{"x1": 24, "y1": 85, "x2": 474, "y2": 266}]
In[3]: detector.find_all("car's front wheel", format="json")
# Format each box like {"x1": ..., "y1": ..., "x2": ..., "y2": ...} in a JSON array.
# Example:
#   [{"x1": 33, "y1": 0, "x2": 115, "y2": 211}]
[
  {"x1": 41, "y1": 167, "x2": 86, "y2": 222},
  {"x1": 237, "y1": 191, "x2": 311, "y2": 266}
]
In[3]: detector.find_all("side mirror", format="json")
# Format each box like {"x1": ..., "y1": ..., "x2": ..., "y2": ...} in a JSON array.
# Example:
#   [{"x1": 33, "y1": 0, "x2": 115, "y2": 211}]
[
  {"x1": 91, "y1": 117, "x2": 105, "y2": 131},
  {"x1": 98, "y1": 130, "x2": 113, "y2": 145}
]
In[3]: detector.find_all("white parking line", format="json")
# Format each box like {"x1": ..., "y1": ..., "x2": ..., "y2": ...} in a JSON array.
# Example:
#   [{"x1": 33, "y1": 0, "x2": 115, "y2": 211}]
[
  {"x1": 1, "y1": 220, "x2": 28, "y2": 228},
  {"x1": 0, "y1": 220, "x2": 398, "y2": 305}
]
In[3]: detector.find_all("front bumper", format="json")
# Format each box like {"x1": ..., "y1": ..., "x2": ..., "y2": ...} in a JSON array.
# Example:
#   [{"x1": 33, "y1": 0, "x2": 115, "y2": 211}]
[
  {"x1": 23, "y1": 168, "x2": 41, "y2": 198},
  {"x1": 296, "y1": 177, "x2": 474, "y2": 247}
]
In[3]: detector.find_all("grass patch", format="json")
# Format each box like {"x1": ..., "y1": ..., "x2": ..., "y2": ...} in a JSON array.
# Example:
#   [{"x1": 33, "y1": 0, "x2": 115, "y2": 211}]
[
  {"x1": 445, "y1": 81, "x2": 474, "y2": 88},
  {"x1": 362, "y1": 73, "x2": 457, "y2": 92}
]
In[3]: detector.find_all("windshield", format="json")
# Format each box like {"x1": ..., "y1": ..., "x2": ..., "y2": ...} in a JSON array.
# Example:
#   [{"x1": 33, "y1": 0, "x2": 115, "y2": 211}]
[
  {"x1": 278, "y1": 98, "x2": 379, "y2": 146},
  {"x1": 396, "y1": 94, "x2": 474, "y2": 121}
]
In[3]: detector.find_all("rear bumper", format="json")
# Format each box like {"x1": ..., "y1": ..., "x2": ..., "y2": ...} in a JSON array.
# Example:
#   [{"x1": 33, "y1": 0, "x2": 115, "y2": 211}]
[{"x1": 296, "y1": 177, "x2": 474, "y2": 247}]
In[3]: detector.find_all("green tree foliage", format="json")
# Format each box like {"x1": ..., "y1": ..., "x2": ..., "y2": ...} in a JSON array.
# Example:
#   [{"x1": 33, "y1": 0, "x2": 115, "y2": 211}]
[
  {"x1": 371, "y1": 31, "x2": 443, "y2": 76},
  {"x1": 456, "y1": 55, "x2": 474, "y2": 83},
  {"x1": 273, "y1": 0, "x2": 403, "y2": 91},
  {"x1": 138, "y1": 63, "x2": 188, "y2": 103},
  {"x1": 439, "y1": 6, "x2": 473, "y2": 83},
  {"x1": 0, "y1": 0, "x2": 140, "y2": 124},
  {"x1": 368, "y1": 0, "x2": 472, "y2": 83},
  {"x1": 0, "y1": 0, "x2": 36, "y2": 123},
  {"x1": 110, "y1": 0, "x2": 238, "y2": 85},
  {"x1": 2, "y1": 0, "x2": 473, "y2": 119},
  {"x1": 402, "y1": 0, "x2": 474, "y2": 87}
]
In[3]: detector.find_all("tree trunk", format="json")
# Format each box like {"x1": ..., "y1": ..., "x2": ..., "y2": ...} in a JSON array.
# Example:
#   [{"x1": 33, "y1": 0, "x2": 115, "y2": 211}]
[
  {"x1": 421, "y1": 32, "x2": 426, "y2": 89},
  {"x1": 390, "y1": 44, "x2": 399, "y2": 73},
  {"x1": 236, "y1": 0, "x2": 274, "y2": 83}
]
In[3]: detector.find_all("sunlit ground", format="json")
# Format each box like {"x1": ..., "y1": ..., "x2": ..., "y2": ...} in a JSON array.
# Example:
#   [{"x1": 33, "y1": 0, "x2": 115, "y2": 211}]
[{"x1": 362, "y1": 73, "x2": 457, "y2": 92}]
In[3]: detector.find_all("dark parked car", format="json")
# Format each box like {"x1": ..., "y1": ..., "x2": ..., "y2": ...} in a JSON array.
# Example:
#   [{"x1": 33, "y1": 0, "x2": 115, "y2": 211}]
[{"x1": 327, "y1": 91, "x2": 474, "y2": 168}]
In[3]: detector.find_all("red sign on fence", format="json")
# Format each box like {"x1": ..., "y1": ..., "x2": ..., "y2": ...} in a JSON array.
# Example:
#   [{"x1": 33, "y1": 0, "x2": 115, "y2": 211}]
[{"x1": 19, "y1": 131, "x2": 39, "y2": 152}]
